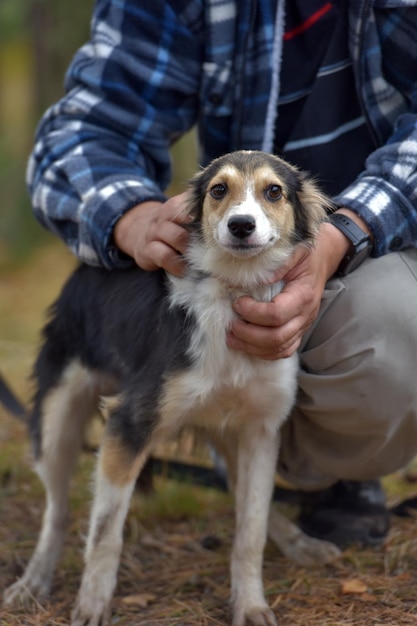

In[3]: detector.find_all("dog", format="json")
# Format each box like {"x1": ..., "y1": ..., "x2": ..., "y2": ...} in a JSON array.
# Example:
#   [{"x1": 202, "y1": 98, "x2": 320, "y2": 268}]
[{"x1": 4, "y1": 150, "x2": 340, "y2": 626}]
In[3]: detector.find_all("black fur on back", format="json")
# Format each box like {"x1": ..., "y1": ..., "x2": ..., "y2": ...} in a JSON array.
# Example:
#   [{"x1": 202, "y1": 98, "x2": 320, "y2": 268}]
[{"x1": 30, "y1": 265, "x2": 197, "y2": 456}]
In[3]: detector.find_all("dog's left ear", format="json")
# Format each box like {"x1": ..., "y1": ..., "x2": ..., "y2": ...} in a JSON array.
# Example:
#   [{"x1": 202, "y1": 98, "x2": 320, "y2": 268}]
[{"x1": 294, "y1": 172, "x2": 333, "y2": 243}]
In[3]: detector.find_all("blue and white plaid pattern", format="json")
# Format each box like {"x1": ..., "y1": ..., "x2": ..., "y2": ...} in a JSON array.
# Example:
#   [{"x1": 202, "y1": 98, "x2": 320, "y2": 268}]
[{"x1": 27, "y1": 0, "x2": 417, "y2": 268}]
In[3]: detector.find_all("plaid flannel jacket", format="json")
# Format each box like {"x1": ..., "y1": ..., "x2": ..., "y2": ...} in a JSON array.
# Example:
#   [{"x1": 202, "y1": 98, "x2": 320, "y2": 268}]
[{"x1": 27, "y1": 0, "x2": 417, "y2": 268}]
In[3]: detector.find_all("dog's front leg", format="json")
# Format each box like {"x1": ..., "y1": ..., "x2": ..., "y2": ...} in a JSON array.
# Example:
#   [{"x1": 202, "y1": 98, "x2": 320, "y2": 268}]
[
  {"x1": 230, "y1": 424, "x2": 279, "y2": 626},
  {"x1": 71, "y1": 435, "x2": 150, "y2": 626}
]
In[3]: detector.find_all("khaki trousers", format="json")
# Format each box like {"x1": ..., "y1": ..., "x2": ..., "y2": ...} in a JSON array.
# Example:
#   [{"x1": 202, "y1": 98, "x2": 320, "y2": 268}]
[{"x1": 278, "y1": 249, "x2": 417, "y2": 490}]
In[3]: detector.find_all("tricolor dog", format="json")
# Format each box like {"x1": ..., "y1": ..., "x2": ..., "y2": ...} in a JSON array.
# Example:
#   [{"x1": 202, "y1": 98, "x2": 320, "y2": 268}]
[{"x1": 4, "y1": 151, "x2": 339, "y2": 625}]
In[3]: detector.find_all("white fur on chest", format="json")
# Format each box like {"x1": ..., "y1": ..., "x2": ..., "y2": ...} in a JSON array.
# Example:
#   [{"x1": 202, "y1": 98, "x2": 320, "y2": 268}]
[{"x1": 167, "y1": 274, "x2": 298, "y2": 432}]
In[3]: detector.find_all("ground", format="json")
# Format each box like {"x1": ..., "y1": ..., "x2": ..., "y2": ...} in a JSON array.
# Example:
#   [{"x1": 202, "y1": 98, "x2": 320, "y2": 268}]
[{"x1": 1, "y1": 243, "x2": 417, "y2": 626}]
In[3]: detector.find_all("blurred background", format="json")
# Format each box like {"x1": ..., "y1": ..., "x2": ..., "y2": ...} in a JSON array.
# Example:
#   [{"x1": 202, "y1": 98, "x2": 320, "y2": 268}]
[
  {"x1": 0, "y1": 0, "x2": 196, "y2": 403},
  {"x1": 0, "y1": 0, "x2": 94, "y2": 406},
  {"x1": 0, "y1": 0, "x2": 95, "y2": 268}
]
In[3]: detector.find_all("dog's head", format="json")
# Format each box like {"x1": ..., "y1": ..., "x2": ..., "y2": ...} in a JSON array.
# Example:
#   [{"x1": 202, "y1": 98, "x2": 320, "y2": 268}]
[{"x1": 186, "y1": 150, "x2": 331, "y2": 286}]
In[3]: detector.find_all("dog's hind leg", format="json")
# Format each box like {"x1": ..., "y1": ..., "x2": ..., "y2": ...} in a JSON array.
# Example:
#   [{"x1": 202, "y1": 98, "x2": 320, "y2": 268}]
[
  {"x1": 71, "y1": 398, "x2": 154, "y2": 626},
  {"x1": 267, "y1": 505, "x2": 341, "y2": 566},
  {"x1": 229, "y1": 423, "x2": 279, "y2": 626},
  {"x1": 4, "y1": 361, "x2": 102, "y2": 606}
]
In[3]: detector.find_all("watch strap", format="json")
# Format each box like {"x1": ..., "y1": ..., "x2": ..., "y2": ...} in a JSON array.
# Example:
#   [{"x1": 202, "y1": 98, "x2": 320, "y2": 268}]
[
  {"x1": 328, "y1": 213, "x2": 372, "y2": 276},
  {"x1": 328, "y1": 213, "x2": 369, "y2": 243}
]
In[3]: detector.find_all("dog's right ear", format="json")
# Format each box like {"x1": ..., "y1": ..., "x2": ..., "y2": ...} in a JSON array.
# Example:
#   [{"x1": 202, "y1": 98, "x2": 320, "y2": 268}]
[
  {"x1": 186, "y1": 169, "x2": 206, "y2": 224},
  {"x1": 185, "y1": 162, "x2": 218, "y2": 227}
]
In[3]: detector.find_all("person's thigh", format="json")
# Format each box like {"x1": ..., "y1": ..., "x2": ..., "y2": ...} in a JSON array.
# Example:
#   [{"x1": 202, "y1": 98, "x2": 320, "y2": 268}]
[{"x1": 278, "y1": 250, "x2": 417, "y2": 489}]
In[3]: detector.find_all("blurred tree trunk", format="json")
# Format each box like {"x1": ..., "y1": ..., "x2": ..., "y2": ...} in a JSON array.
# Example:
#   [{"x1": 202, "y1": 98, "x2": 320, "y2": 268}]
[
  {"x1": 27, "y1": 1, "x2": 52, "y2": 118},
  {"x1": 27, "y1": 0, "x2": 93, "y2": 118}
]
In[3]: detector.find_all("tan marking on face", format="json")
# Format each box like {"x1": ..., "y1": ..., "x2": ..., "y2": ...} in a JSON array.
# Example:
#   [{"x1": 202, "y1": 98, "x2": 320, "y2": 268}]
[
  {"x1": 252, "y1": 164, "x2": 296, "y2": 242},
  {"x1": 205, "y1": 165, "x2": 247, "y2": 215}
]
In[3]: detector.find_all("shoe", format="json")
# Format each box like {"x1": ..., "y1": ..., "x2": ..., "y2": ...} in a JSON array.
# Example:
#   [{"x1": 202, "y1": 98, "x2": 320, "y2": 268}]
[{"x1": 298, "y1": 480, "x2": 390, "y2": 548}]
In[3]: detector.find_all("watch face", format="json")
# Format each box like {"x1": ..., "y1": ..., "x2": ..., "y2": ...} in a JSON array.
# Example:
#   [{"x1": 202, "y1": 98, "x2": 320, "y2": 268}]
[{"x1": 338, "y1": 241, "x2": 372, "y2": 275}]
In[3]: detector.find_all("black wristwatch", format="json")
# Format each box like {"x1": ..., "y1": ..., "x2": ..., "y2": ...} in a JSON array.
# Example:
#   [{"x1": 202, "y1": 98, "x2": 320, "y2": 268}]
[{"x1": 328, "y1": 213, "x2": 373, "y2": 276}]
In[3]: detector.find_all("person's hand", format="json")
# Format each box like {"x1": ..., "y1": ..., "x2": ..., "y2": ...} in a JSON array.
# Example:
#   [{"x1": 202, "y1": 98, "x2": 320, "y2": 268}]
[
  {"x1": 113, "y1": 192, "x2": 191, "y2": 276},
  {"x1": 226, "y1": 215, "x2": 360, "y2": 360}
]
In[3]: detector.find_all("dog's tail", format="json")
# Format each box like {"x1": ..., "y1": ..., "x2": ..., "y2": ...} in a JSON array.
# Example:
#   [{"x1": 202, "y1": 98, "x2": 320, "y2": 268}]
[{"x1": 0, "y1": 373, "x2": 27, "y2": 421}]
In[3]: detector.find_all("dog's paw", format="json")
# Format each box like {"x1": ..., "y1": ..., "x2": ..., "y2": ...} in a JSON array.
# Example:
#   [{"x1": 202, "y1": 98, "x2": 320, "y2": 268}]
[
  {"x1": 3, "y1": 576, "x2": 50, "y2": 607},
  {"x1": 232, "y1": 604, "x2": 278, "y2": 626},
  {"x1": 71, "y1": 592, "x2": 112, "y2": 626},
  {"x1": 283, "y1": 533, "x2": 341, "y2": 567},
  {"x1": 268, "y1": 507, "x2": 341, "y2": 567},
  {"x1": 71, "y1": 560, "x2": 117, "y2": 626}
]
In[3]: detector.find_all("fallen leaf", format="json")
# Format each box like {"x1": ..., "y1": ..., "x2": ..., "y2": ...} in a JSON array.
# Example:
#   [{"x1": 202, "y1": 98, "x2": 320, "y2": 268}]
[
  {"x1": 395, "y1": 572, "x2": 412, "y2": 581},
  {"x1": 121, "y1": 593, "x2": 157, "y2": 607},
  {"x1": 341, "y1": 579, "x2": 368, "y2": 595},
  {"x1": 358, "y1": 592, "x2": 377, "y2": 602}
]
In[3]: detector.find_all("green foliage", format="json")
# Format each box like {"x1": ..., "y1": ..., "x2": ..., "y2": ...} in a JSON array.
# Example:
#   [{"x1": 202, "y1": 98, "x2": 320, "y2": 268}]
[{"x1": 0, "y1": 0, "x2": 26, "y2": 42}]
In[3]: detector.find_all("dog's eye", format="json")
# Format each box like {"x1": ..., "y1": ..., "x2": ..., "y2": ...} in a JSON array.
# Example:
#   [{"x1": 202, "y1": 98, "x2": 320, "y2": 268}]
[
  {"x1": 264, "y1": 184, "x2": 282, "y2": 201},
  {"x1": 210, "y1": 183, "x2": 227, "y2": 199}
]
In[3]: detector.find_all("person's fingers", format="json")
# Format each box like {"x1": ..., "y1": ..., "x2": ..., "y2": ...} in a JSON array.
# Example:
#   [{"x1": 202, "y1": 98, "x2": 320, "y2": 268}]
[{"x1": 232, "y1": 296, "x2": 287, "y2": 327}]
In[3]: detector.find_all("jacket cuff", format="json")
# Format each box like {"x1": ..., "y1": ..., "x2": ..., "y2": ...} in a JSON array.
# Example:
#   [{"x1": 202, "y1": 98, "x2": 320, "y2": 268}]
[
  {"x1": 79, "y1": 179, "x2": 166, "y2": 269},
  {"x1": 334, "y1": 175, "x2": 414, "y2": 257}
]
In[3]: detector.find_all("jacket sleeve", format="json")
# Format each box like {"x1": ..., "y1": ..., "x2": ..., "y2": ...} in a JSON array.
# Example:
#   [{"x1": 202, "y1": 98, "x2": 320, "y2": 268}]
[
  {"x1": 334, "y1": 6, "x2": 417, "y2": 257},
  {"x1": 27, "y1": 0, "x2": 203, "y2": 268},
  {"x1": 334, "y1": 112, "x2": 417, "y2": 257}
]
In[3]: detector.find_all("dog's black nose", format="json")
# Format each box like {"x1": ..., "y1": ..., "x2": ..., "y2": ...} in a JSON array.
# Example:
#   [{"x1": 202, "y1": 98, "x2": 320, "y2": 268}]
[{"x1": 227, "y1": 215, "x2": 256, "y2": 239}]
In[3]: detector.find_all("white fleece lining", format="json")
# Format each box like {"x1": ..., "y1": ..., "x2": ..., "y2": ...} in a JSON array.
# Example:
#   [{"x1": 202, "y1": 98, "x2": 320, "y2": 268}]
[{"x1": 262, "y1": 1, "x2": 286, "y2": 153}]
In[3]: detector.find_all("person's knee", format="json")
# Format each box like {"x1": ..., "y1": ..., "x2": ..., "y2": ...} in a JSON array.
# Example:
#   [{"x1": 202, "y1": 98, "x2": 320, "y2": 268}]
[
  {"x1": 288, "y1": 253, "x2": 417, "y2": 484},
  {"x1": 306, "y1": 251, "x2": 417, "y2": 351}
]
